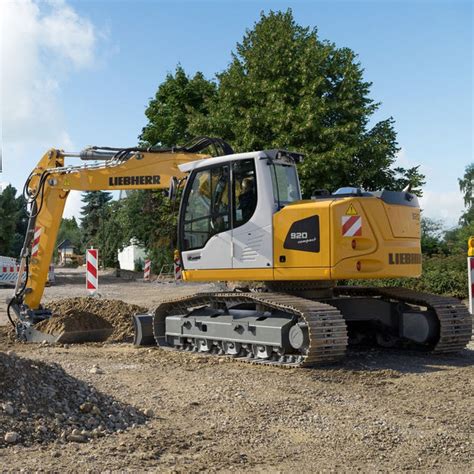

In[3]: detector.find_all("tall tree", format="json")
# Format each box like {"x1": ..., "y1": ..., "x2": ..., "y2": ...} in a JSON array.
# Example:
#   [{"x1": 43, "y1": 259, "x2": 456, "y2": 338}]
[
  {"x1": 80, "y1": 191, "x2": 112, "y2": 249},
  {"x1": 139, "y1": 65, "x2": 217, "y2": 147},
  {"x1": 458, "y1": 163, "x2": 473, "y2": 225},
  {"x1": 189, "y1": 10, "x2": 424, "y2": 195},
  {"x1": 0, "y1": 185, "x2": 20, "y2": 256},
  {"x1": 118, "y1": 190, "x2": 177, "y2": 269}
]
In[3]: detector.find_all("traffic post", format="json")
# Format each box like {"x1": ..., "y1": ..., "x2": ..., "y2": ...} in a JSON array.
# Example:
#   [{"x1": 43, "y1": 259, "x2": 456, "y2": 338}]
[
  {"x1": 468, "y1": 237, "x2": 474, "y2": 314},
  {"x1": 144, "y1": 259, "x2": 151, "y2": 281},
  {"x1": 174, "y1": 250, "x2": 182, "y2": 281},
  {"x1": 86, "y1": 248, "x2": 99, "y2": 295}
]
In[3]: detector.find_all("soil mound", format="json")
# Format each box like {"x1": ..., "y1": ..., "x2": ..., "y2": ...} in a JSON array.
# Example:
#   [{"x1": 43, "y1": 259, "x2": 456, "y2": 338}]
[
  {"x1": 0, "y1": 351, "x2": 146, "y2": 446},
  {"x1": 46, "y1": 298, "x2": 147, "y2": 342},
  {"x1": 35, "y1": 310, "x2": 113, "y2": 335}
]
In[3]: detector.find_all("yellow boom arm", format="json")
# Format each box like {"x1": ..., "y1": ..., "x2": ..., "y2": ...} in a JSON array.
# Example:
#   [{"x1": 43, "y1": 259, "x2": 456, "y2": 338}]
[{"x1": 17, "y1": 147, "x2": 206, "y2": 310}]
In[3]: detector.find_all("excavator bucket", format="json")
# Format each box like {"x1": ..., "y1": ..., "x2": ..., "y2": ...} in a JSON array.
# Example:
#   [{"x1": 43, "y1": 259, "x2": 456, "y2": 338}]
[{"x1": 18, "y1": 323, "x2": 113, "y2": 344}]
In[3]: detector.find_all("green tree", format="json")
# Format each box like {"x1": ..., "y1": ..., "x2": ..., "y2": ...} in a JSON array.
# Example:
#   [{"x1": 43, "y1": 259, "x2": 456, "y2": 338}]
[
  {"x1": 0, "y1": 185, "x2": 20, "y2": 256},
  {"x1": 458, "y1": 163, "x2": 473, "y2": 225},
  {"x1": 420, "y1": 217, "x2": 447, "y2": 256},
  {"x1": 118, "y1": 190, "x2": 177, "y2": 270},
  {"x1": 96, "y1": 201, "x2": 126, "y2": 268},
  {"x1": 139, "y1": 65, "x2": 217, "y2": 147},
  {"x1": 55, "y1": 217, "x2": 83, "y2": 259},
  {"x1": 11, "y1": 194, "x2": 28, "y2": 258},
  {"x1": 189, "y1": 10, "x2": 424, "y2": 195},
  {"x1": 80, "y1": 191, "x2": 113, "y2": 249}
]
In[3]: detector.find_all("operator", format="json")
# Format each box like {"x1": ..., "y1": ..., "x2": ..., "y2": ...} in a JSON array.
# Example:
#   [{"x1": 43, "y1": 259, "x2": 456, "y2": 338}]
[{"x1": 238, "y1": 176, "x2": 256, "y2": 221}]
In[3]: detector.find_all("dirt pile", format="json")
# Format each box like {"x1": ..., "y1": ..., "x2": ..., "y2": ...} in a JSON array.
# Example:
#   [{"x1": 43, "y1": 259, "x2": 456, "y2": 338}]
[
  {"x1": 36, "y1": 310, "x2": 113, "y2": 335},
  {"x1": 46, "y1": 298, "x2": 147, "y2": 342},
  {"x1": 0, "y1": 351, "x2": 147, "y2": 447}
]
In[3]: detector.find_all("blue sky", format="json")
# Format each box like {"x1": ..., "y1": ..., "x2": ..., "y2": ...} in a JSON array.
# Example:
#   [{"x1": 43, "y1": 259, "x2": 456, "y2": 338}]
[{"x1": 1, "y1": 0, "x2": 472, "y2": 226}]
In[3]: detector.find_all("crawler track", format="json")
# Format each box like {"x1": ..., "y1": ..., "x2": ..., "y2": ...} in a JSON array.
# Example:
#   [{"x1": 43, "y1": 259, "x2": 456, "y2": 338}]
[
  {"x1": 152, "y1": 292, "x2": 348, "y2": 367},
  {"x1": 335, "y1": 286, "x2": 473, "y2": 353}
]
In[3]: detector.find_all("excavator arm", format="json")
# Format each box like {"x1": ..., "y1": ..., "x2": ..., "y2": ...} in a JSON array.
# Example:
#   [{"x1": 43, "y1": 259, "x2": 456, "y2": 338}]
[{"x1": 9, "y1": 138, "x2": 230, "y2": 341}]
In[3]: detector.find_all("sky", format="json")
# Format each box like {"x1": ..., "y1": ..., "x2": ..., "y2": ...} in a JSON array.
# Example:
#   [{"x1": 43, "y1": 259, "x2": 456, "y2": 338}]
[{"x1": 1, "y1": 0, "x2": 472, "y2": 226}]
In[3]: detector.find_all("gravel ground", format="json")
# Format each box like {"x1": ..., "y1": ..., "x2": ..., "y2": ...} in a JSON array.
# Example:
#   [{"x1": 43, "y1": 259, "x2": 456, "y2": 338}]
[{"x1": 0, "y1": 268, "x2": 473, "y2": 472}]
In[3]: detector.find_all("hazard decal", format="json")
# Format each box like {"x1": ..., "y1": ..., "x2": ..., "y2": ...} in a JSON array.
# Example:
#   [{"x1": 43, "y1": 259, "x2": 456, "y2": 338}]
[
  {"x1": 345, "y1": 204, "x2": 357, "y2": 216},
  {"x1": 341, "y1": 215, "x2": 362, "y2": 237}
]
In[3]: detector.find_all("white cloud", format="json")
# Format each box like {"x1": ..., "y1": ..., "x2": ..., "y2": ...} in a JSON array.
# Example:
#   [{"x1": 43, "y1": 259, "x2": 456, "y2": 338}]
[
  {"x1": 1, "y1": 0, "x2": 96, "y2": 147},
  {"x1": 1, "y1": 0, "x2": 98, "y2": 218},
  {"x1": 395, "y1": 146, "x2": 463, "y2": 227},
  {"x1": 419, "y1": 189, "x2": 464, "y2": 229}
]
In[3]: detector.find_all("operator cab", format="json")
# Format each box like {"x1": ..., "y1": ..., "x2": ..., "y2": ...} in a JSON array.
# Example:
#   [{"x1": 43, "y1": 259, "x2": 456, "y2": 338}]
[{"x1": 178, "y1": 150, "x2": 302, "y2": 271}]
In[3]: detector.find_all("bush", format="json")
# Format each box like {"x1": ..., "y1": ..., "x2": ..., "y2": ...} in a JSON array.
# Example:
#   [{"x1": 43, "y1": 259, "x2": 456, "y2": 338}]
[
  {"x1": 134, "y1": 258, "x2": 144, "y2": 272},
  {"x1": 345, "y1": 254, "x2": 468, "y2": 300}
]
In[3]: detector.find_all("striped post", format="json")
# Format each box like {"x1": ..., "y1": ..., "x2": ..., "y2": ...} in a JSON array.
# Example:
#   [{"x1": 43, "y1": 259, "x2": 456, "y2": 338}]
[
  {"x1": 468, "y1": 237, "x2": 474, "y2": 315},
  {"x1": 31, "y1": 226, "x2": 42, "y2": 258},
  {"x1": 143, "y1": 259, "x2": 151, "y2": 281},
  {"x1": 86, "y1": 249, "x2": 98, "y2": 294},
  {"x1": 173, "y1": 250, "x2": 182, "y2": 281}
]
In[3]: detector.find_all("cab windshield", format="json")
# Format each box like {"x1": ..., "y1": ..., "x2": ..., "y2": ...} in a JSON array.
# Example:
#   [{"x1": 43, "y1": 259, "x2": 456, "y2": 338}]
[{"x1": 270, "y1": 162, "x2": 301, "y2": 208}]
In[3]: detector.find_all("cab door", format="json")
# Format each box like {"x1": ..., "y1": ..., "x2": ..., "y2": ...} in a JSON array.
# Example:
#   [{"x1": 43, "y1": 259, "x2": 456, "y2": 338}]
[{"x1": 180, "y1": 164, "x2": 233, "y2": 270}]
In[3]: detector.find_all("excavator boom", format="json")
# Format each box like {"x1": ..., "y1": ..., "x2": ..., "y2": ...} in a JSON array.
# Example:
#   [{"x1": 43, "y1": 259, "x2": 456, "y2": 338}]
[{"x1": 8, "y1": 138, "x2": 220, "y2": 341}]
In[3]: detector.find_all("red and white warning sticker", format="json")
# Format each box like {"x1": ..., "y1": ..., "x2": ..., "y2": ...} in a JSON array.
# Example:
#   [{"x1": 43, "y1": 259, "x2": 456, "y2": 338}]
[{"x1": 342, "y1": 215, "x2": 362, "y2": 236}]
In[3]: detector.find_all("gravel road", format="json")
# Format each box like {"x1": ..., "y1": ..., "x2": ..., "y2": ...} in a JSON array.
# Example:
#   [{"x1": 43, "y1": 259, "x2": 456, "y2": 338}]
[{"x1": 1, "y1": 268, "x2": 472, "y2": 472}]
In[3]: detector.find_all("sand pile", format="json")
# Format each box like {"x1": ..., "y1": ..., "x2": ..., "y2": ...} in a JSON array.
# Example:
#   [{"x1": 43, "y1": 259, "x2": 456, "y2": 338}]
[
  {"x1": 45, "y1": 298, "x2": 148, "y2": 342},
  {"x1": 0, "y1": 351, "x2": 147, "y2": 446}
]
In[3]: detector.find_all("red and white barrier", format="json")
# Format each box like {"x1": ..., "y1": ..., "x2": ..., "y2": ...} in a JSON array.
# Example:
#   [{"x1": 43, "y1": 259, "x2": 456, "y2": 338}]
[
  {"x1": 31, "y1": 226, "x2": 42, "y2": 257},
  {"x1": 144, "y1": 259, "x2": 151, "y2": 281},
  {"x1": 0, "y1": 257, "x2": 20, "y2": 285},
  {"x1": 174, "y1": 252, "x2": 182, "y2": 281},
  {"x1": 468, "y1": 257, "x2": 474, "y2": 315},
  {"x1": 86, "y1": 249, "x2": 98, "y2": 294}
]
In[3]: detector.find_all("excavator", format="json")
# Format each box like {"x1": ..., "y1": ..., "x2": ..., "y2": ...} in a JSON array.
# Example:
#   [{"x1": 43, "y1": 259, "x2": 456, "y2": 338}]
[{"x1": 7, "y1": 137, "x2": 472, "y2": 367}]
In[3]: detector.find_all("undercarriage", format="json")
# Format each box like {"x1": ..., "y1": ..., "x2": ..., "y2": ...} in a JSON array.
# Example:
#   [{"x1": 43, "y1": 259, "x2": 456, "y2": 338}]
[{"x1": 133, "y1": 285, "x2": 473, "y2": 367}]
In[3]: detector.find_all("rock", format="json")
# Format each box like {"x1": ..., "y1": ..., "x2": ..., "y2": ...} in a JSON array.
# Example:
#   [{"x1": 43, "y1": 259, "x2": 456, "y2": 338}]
[
  {"x1": 5, "y1": 432, "x2": 19, "y2": 444},
  {"x1": 89, "y1": 366, "x2": 104, "y2": 374},
  {"x1": 67, "y1": 434, "x2": 86, "y2": 443},
  {"x1": 80, "y1": 402, "x2": 93, "y2": 413},
  {"x1": 2, "y1": 403, "x2": 14, "y2": 415},
  {"x1": 143, "y1": 408, "x2": 154, "y2": 417}
]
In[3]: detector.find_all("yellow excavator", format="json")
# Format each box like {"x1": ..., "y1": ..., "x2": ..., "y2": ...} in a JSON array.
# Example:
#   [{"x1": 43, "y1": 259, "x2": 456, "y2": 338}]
[{"x1": 8, "y1": 137, "x2": 472, "y2": 366}]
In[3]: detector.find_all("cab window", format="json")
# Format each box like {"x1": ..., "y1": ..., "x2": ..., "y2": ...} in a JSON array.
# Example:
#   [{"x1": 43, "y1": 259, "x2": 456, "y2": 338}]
[
  {"x1": 233, "y1": 159, "x2": 257, "y2": 228},
  {"x1": 182, "y1": 165, "x2": 230, "y2": 251},
  {"x1": 271, "y1": 163, "x2": 301, "y2": 209}
]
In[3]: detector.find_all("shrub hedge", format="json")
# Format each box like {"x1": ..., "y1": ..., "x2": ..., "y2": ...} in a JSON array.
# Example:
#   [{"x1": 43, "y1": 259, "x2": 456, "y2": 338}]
[{"x1": 344, "y1": 254, "x2": 468, "y2": 300}]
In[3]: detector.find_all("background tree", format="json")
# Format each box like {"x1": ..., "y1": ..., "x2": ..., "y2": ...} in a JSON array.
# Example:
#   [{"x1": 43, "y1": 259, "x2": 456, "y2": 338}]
[
  {"x1": 80, "y1": 191, "x2": 113, "y2": 250},
  {"x1": 139, "y1": 65, "x2": 217, "y2": 147},
  {"x1": 420, "y1": 217, "x2": 447, "y2": 256},
  {"x1": 189, "y1": 10, "x2": 425, "y2": 195},
  {"x1": 458, "y1": 163, "x2": 473, "y2": 225},
  {"x1": 118, "y1": 190, "x2": 177, "y2": 270},
  {"x1": 95, "y1": 201, "x2": 126, "y2": 268},
  {"x1": 0, "y1": 185, "x2": 21, "y2": 256}
]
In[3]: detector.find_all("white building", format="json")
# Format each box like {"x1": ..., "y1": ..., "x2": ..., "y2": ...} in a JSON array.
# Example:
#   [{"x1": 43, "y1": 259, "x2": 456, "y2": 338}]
[{"x1": 118, "y1": 239, "x2": 146, "y2": 271}]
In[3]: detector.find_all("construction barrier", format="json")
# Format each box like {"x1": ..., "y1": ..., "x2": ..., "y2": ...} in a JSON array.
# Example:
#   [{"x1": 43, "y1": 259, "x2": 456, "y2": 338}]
[
  {"x1": 86, "y1": 249, "x2": 98, "y2": 294},
  {"x1": 173, "y1": 251, "x2": 182, "y2": 281},
  {"x1": 144, "y1": 259, "x2": 151, "y2": 281},
  {"x1": 468, "y1": 237, "x2": 474, "y2": 314},
  {"x1": 0, "y1": 256, "x2": 20, "y2": 285}
]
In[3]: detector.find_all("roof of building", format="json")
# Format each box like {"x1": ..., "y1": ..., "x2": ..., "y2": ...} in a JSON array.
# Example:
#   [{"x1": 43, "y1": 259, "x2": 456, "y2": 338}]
[{"x1": 57, "y1": 239, "x2": 75, "y2": 250}]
